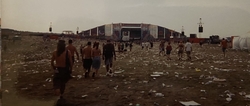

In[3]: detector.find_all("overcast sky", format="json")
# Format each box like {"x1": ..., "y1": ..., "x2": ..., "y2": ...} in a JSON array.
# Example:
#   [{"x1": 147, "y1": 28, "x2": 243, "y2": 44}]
[{"x1": 1, "y1": 0, "x2": 250, "y2": 38}]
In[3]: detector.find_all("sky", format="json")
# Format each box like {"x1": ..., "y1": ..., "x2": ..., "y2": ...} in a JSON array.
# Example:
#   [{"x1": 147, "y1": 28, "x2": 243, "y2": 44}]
[{"x1": 1, "y1": 0, "x2": 250, "y2": 38}]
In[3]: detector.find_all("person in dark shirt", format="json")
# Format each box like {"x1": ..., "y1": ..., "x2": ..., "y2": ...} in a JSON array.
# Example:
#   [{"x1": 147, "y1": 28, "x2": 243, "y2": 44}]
[
  {"x1": 103, "y1": 40, "x2": 116, "y2": 76},
  {"x1": 166, "y1": 42, "x2": 172, "y2": 60}
]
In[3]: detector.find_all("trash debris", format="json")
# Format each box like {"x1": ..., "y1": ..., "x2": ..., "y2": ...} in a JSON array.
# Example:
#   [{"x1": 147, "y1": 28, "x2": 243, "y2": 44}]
[
  {"x1": 195, "y1": 68, "x2": 201, "y2": 72},
  {"x1": 245, "y1": 94, "x2": 250, "y2": 98},
  {"x1": 200, "y1": 97, "x2": 206, "y2": 100},
  {"x1": 77, "y1": 75, "x2": 82, "y2": 80},
  {"x1": 153, "y1": 72, "x2": 164, "y2": 75},
  {"x1": 81, "y1": 95, "x2": 88, "y2": 98},
  {"x1": 162, "y1": 83, "x2": 165, "y2": 87},
  {"x1": 4, "y1": 90, "x2": 9, "y2": 93},
  {"x1": 239, "y1": 92, "x2": 246, "y2": 96},
  {"x1": 155, "y1": 93, "x2": 164, "y2": 97},
  {"x1": 45, "y1": 78, "x2": 52, "y2": 82},
  {"x1": 213, "y1": 77, "x2": 226, "y2": 82},
  {"x1": 153, "y1": 102, "x2": 160, "y2": 106},
  {"x1": 226, "y1": 97, "x2": 232, "y2": 102},
  {"x1": 179, "y1": 101, "x2": 200, "y2": 106},
  {"x1": 114, "y1": 70, "x2": 125, "y2": 74},
  {"x1": 114, "y1": 85, "x2": 118, "y2": 90},
  {"x1": 150, "y1": 74, "x2": 160, "y2": 77}
]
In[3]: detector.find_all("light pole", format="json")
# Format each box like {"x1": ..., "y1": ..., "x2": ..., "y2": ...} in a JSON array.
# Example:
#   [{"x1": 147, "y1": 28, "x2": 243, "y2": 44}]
[{"x1": 198, "y1": 18, "x2": 204, "y2": 38}]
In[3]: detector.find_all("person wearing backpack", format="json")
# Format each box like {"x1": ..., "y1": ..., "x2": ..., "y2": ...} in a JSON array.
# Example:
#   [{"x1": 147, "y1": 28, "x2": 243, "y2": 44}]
[
  {"x1": 166, "y1": 42, "x2": 172, "y2": 60},
  {"x1": 51, "y1": 40, "x2": 73, "y2": 99}
]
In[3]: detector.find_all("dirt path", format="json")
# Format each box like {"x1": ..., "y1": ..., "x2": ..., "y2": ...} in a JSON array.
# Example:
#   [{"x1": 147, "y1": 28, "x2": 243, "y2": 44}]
[{"x1": 2, "y1": 37, "x2": 250, "y2": 106}]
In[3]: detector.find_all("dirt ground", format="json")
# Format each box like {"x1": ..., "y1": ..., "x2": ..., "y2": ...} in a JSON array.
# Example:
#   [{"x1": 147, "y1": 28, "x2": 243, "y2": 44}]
[{"x1": 1, "y1": 36, "x2": 250, "y2": 106}]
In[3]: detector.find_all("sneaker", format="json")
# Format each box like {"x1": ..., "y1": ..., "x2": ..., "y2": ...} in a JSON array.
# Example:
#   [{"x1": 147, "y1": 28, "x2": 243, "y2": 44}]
[
  {"x1": 106, "y1": 72, "x2": 110, "y2": 76},
  {"x1": 109, "y1": 68, "x2": 113, "y2": 73},
  {"x1": 110, "y1": 72, "x2": 114, "y2": 77}
]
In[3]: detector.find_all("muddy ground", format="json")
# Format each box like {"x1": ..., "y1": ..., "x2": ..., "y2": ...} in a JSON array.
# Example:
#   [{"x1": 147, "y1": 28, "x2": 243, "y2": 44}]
[{"x1": 1, "y1": 36, "x2": 250, "y2": 106}]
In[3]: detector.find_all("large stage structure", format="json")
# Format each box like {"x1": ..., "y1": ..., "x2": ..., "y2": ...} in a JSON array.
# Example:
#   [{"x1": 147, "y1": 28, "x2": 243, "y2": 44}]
[{"x1": 81, "y1": 23, "x2": 184, "y2": 41}]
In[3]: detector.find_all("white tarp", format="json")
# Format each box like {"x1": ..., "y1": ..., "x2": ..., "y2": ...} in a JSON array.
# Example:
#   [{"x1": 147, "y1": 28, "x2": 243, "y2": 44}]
[
  {"x1": 149, "y1": 25, "x2": 158, "y2": 39},
  {"x1": 232, "y1": 33, "x2": 250, "y2": 51},
  {"x1": 105, "y1": 24, "x2": 112, "y2": 36},
  {"x1": 232, "y1": 36, "x2": 240, "y2": 49}
]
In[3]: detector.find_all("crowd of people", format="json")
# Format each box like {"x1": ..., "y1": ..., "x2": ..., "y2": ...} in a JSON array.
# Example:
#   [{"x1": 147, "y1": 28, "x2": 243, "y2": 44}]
[
  {"x1": 50, "y1": 39, "x2": 117, "y2": 100},
  {"x1": 50, "y1": 38, "x2": 228, "y2": 102}
]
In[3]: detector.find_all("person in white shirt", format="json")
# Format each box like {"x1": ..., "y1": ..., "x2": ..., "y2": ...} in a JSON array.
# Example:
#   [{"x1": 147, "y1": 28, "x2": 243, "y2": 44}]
[{"x1": 185, "y1": 40, "x2": 192, "y2": 60}]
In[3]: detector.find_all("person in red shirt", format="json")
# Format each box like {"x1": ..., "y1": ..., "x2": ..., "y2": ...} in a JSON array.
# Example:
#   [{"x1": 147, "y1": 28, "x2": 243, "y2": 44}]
[
  {"x1": 221, "y1": 38, "x2": 228, "y2": 57},
  {"x1": 166, "y1": 42, "x2": 172, "y2": 60}
]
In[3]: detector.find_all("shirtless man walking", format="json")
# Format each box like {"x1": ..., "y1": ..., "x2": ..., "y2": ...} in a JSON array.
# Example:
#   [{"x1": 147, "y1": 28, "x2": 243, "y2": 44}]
[
  {"x1": 81, "y1": 42, "x2": 93, "y2": 78},
  {"x1": 221, "y1": 38, "x2": 228, "y2": 57},
  {"x1": 175, "y1": 41, "x2": 184, "y2": 60},
  {"x1": 66, "y1": 39, "x2": 79, "y2": 64}
]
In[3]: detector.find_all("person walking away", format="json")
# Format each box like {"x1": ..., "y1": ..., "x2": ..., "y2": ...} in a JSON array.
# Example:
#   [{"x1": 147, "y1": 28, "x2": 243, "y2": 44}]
[
  {"x1": 141, "y1": 42, "x2": 145, "y2": 49},
  {"x1": 82, "y1": 42, "x2": 93, "y2": 78},
  {"x1": 150, "y1": 41, "x2": 153, "y2": 49},
  {"x1": 66, "y1": 39, "x2": 79, "y2": 74},
  {"x1": 103, "y1": 40, "x2": 116, "y2": 76},
  {"x1": 185, "y1": 40, "x2": 192, "y2": 60},
  {"x1": 159, "y1": 41, "x2": 165, "y2": 56},
  {"x1": 145, "y1": 41, "x2": 149, "y2": 50},
  {"x1": 121, "y1": 42, "x2": 125, "y2": 51},
  {"x1": 175, "y1": 41, "x2": 184, "y2": 60},
  {"x1": 51, "y1": 40, "x2": 73, "y2": 100},
  {"x1": 92, "y1": 42, "x2": 101, "y2": 77},
  {"x1": 221, "y1": 38, "x2": 227, "y2": 57},
  {"x1": 199, "y1": 40, "x2": 203, "y2": 47},
  {"x1": 166, "y1": 42, "x2": 172, "y2": 60},
  {"x1": 118, "y1": 42, "x2": 121, "y2": 52},
  {"x1": 129, "y1": 42, "x2": 133, "y2": 51}
]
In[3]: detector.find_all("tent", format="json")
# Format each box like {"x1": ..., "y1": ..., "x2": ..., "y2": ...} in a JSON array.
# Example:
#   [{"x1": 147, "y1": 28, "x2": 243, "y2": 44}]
[{"x1": 232, "y1": 33, "x2": 250, "y2": 51}]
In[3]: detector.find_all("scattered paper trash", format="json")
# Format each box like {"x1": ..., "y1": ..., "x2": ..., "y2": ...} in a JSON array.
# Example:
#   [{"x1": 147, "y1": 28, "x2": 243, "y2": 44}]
[
  {"x1": 155, "y1": 93, "x2": 164, "y2": 97},
  {"x1": 179, "y1": 101, "x2": 200, "y2": 106},
  {"x1": 195, "y1": 68, "x2": 201, "y2": 72},
  {"x1": 114, "y1": 70, "x2": 125, "y2": 74},
  {"x1": 151, "y1": 74, "x2": 160, "y2": 77},
  {"x1": 213, "y1": 78, "x2": 226, "y2": 82},
  {"x1": 226, "y1": 97, "x2": 232, "y2": 102},
  {"x1": 81, "y1": 95, "x2": 88, "y2": 98},
  {"x1": 245, "y1": 94, "x2": 250, "y2": 98}
]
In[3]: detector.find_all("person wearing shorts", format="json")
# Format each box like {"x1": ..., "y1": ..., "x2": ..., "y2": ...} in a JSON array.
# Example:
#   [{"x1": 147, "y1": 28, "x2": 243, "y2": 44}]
[
  {"x1": 103, "y1": 40, "x2": 116, "y2": 76},
  {"x1": 82, "y1": 41, "x2": 93, "y2": 78},
  {"x1": 91, "y1": 42, "x2": 101, "y2": 77},
  {"x1": 221, "y1": 38, "x2": 227, "y2": 57},
  {"x1": 185, "y1": 40, "x2": 192, "y2": 60}
]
